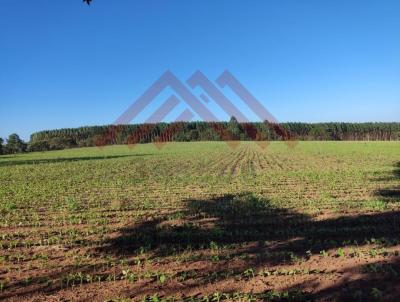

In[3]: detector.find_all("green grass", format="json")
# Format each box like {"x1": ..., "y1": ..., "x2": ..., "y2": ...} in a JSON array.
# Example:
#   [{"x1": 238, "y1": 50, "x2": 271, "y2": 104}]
[{"x1": 0, "y1": 141, "x2": 400, "y2": 301}]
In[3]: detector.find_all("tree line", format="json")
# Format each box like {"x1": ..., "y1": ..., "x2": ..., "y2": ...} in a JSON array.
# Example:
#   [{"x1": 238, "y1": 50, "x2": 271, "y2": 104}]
[
  {"x1": 1, "y1": 120, "x2": 400, "y2": 154},
  {"x1": 0, "y1": 134, "x2": 27, "y2": 155}
]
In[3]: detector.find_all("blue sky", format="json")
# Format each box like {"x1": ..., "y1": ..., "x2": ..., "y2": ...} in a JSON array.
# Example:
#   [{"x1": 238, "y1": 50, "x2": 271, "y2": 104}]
[{"x1": 1, "y1": 0, "x2": 399, "y2": 140}]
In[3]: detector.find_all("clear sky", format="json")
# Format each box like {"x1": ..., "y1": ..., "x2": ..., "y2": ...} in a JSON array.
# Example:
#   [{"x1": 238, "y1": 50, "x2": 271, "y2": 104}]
[{"x1": 1, "y1": 0, "x2": 399, "y2": 140}]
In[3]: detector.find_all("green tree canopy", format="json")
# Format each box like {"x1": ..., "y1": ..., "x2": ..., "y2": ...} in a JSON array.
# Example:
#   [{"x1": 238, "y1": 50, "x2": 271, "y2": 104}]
[
  {"x1": 6, "y1": 134, "x2": 27, "y2": 154},
  {"x1": 26, "y1": 122, "x2": 400, "y2": 152},
  {"x1": 227, "y1": 116, "x2": 242, "y2": 140}
]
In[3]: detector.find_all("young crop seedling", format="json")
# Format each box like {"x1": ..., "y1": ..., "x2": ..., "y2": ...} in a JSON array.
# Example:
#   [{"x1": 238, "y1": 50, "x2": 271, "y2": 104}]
[{"x1": 1, "y1": 142, "x2": 400, "y2": 301}]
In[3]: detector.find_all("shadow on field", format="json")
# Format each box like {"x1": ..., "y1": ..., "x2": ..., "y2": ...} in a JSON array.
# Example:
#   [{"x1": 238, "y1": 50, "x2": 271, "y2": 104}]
[
  {"x1": 375, "y1": 161, "x2": 400, "y2": 201},
  {"x1": 3, "y1": 192, "x2": 400, "y2": 300},
  {"x1": 0, "y1": 154, "x2": 153, "y2": 167},
  {"x1": 103, "y1": 193, "x2": 400, "y2": 256},
  {"x1": 3, "y1": 162, "x2": 400, "y2": 301},
  {"x1": 303, "y1": 162, "x2": 400, "y2": 301},
  {"x1": 284, "y1": 257, "x2": 400, "y2": 301},
  {"x1": 98, "y1": 192, "x2": 400, "y2": 300}
]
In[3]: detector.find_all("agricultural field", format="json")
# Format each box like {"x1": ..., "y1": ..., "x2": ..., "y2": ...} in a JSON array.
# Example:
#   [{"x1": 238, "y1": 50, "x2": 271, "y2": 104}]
[{"x1": 0, "y1": 141, "x2": 399, "y2": 301}]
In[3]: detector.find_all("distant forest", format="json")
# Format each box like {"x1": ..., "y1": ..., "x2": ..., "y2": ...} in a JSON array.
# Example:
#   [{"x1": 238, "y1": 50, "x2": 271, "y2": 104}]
[{"x1": 23, "y1": 119, "x2": 400, "y2": 152}]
